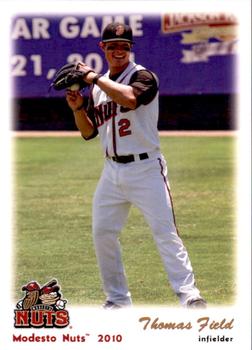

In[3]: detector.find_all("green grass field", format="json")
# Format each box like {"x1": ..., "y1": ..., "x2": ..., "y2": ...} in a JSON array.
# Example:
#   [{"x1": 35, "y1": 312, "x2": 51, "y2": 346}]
[{"x1": 13, "y1": 135, "x2": 236, "y2": 307}]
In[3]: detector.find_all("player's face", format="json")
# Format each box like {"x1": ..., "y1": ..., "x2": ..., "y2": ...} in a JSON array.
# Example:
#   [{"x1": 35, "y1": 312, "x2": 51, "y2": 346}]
[{"x1": 100, "y1": 41, "x2": 132, "y2": 72}]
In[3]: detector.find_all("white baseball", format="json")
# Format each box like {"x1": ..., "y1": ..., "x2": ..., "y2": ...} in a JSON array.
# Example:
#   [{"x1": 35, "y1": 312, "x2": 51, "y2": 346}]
[
  {"x1": 69, "y1": 83, "x2": 80, "y2": 91},
  {"x1": 56, "y1": 299, "x2": 66, "y2": 310}
]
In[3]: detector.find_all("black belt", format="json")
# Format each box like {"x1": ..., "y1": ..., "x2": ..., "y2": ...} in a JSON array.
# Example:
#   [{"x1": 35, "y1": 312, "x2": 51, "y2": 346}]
[{"x1": 111, "y1": 153, "x2": 149, "y2": 163}]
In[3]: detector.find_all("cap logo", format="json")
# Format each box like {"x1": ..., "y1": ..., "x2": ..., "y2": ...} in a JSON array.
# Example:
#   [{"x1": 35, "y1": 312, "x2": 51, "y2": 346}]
[{"x1": 115, "y1": 25, "x2": 125, "y2": 36}]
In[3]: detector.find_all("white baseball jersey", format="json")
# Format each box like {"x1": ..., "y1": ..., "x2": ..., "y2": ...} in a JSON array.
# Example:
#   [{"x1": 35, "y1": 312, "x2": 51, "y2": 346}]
[{"x1": 91, "y1": 62, "x2": 160, "y2": 157}]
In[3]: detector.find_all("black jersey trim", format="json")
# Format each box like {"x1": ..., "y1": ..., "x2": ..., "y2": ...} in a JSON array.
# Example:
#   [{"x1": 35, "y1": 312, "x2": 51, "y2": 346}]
[{"x1": 158, "y1": 157, "x2": 181, "y2": 237}]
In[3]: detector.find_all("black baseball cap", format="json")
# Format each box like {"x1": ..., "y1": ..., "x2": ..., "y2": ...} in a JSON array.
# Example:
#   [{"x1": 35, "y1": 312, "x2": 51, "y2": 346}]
[{"x1": 101, "y1": 22, "x2": 134, "y2": 43}]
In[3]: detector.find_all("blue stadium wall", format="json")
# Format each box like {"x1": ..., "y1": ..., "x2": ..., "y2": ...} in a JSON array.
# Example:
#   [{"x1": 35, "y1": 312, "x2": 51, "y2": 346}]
[{"x1": 11, "y1": 14, "x2": 238, "y2": 130}]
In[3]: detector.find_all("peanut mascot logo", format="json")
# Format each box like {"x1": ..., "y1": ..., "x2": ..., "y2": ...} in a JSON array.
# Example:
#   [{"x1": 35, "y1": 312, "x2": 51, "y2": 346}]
[{"x1": 14, "y1": 279, "x2": 69, "y2": 328}]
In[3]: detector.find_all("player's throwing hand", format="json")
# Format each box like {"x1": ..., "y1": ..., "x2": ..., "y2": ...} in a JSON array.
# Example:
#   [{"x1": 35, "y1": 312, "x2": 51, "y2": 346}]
[{"x1": 66, "y1": 90, "x2": 84, "y2": 112}]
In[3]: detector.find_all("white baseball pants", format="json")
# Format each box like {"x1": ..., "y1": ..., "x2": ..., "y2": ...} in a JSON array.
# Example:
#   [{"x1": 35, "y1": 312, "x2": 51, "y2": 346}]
[{"x1": 92, "y1": 153, "x2": 201, "y2": 306}]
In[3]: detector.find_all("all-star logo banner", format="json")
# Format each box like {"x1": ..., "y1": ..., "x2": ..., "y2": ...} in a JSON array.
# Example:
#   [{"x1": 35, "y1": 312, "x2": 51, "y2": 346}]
[
  {"x1": 161, "y1": 13, "x2": 237, "y2": 64},
  {"x1": 11, "y1": 13, "x2": 237, "y2": 98},
  {"x1": 14, "y1": 279, "x2": 69, "y2": 328}
]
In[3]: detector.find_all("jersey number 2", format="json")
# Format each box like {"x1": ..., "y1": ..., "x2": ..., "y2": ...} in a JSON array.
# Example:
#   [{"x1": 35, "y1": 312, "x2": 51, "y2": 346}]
[{"x1": 118, "y1": 119, "x2": 131, "y2": 137}]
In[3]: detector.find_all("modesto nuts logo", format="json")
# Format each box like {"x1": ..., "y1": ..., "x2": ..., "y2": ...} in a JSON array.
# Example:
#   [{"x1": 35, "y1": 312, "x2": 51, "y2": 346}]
[{"x1": 14, "y1": 279, "x2": 69, "y2": 328}]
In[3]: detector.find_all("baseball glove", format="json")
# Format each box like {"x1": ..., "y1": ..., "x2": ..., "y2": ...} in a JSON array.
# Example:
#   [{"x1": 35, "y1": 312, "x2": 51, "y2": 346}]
[
  {"x1": 50, "y1": 62, "x2": 94, "y2": 91},
  {"x1": 22, "y1": 290, "x2": 40, "y2": 310}
]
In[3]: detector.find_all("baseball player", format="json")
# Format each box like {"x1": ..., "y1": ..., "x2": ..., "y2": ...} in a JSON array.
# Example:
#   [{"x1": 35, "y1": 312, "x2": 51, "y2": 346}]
[{"x1": 64, "y1": 22, "x2": 206, "y2": 309}]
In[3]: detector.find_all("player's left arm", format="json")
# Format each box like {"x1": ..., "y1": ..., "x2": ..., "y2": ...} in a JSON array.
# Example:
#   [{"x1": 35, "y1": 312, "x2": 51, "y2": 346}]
[
  {"x1": 118, "y1": 70, "x2": 159, "y2": 113},
  {"x1": 84, "y1": 71, "x2": 137, "y2": 109},
  {"x1": 85, "y1": 69, "x2": 158, "y2": 111}
]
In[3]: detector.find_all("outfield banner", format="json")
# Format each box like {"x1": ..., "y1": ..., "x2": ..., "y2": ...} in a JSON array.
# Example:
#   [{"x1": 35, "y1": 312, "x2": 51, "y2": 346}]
[{"x1": 11, "y1": 14, "x2": 238, "y2": 98}]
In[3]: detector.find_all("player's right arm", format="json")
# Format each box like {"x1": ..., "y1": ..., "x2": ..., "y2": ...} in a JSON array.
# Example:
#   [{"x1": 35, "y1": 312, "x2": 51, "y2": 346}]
[{"x1": 66, "y1": 90, "x2": 97, "y2": 140}]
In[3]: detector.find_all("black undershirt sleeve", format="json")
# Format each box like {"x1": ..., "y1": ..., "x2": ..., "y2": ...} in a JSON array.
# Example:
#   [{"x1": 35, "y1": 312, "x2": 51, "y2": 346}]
[{"x1": 129, "y1": 69, "x2": 159, "y2": 107}]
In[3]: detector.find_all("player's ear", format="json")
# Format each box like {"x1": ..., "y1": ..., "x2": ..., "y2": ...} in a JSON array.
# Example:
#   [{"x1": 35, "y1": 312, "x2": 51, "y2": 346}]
[{"x1": 99, "y1": 42, "x2": 105, "y2": 52}]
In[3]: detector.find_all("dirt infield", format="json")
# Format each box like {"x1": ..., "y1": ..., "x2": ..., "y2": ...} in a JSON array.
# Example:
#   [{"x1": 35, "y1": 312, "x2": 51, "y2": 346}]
[{"x1": 12, "y1": 130, "x2": 237, "y2": 138}]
